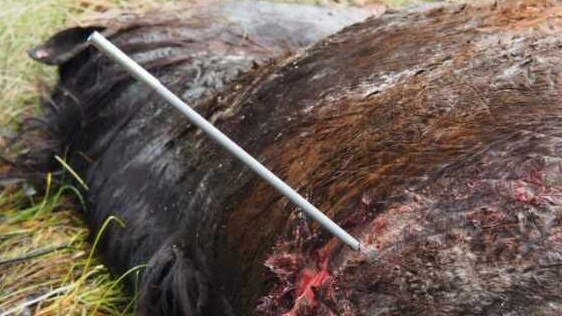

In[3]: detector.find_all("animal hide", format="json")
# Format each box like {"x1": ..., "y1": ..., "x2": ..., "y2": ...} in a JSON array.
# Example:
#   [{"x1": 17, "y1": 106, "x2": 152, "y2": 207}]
[{"x1": 4, "y1": 1, "x2": 562, "y2": 315}]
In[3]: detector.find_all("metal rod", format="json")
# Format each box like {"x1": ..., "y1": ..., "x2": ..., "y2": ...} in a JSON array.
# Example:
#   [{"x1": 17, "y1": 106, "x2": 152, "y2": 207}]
[{"x1": 87, "y1": 31, "x2": 362, "y2": 251}]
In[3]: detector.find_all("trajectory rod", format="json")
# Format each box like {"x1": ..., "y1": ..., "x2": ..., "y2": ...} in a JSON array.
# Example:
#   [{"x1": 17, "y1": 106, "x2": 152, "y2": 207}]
[{"x1": 87, "y1": 31, "x2": 363, "y2": 252}]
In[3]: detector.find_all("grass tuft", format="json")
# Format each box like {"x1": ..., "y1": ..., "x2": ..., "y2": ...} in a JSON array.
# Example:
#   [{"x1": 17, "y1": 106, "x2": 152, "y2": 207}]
[{"x1": 0, "y1": 182, "x2": 131, "y2": 315}]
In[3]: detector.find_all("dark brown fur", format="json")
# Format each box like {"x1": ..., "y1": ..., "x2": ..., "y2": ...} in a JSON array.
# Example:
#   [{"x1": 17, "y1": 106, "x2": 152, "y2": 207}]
[{"x1": 4, "y1": 1, "x2": 562, "y2": 315}]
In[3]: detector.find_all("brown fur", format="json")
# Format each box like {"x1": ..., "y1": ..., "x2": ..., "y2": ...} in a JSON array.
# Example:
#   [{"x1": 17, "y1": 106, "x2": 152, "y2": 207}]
[{"x1": 5, "y1": 1, "x2": 562, "y2": 315}]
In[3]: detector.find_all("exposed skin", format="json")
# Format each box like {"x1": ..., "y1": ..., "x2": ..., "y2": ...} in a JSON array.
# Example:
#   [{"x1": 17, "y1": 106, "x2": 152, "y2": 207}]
[{"x1": 6, "y1": 0, "x2": 562, "y2": 315}]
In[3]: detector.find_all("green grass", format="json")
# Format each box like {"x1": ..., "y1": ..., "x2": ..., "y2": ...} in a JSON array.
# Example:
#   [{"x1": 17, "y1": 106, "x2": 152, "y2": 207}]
[
  {"x1": 0, "y1": 180, "x2": 132, "y2": 315},
  {"x1": 0, "y1": 0, "x2": 70, "y2": 128},
  {"x1": 0, "y1": 0, "x2": 443, "y2": 314}
]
